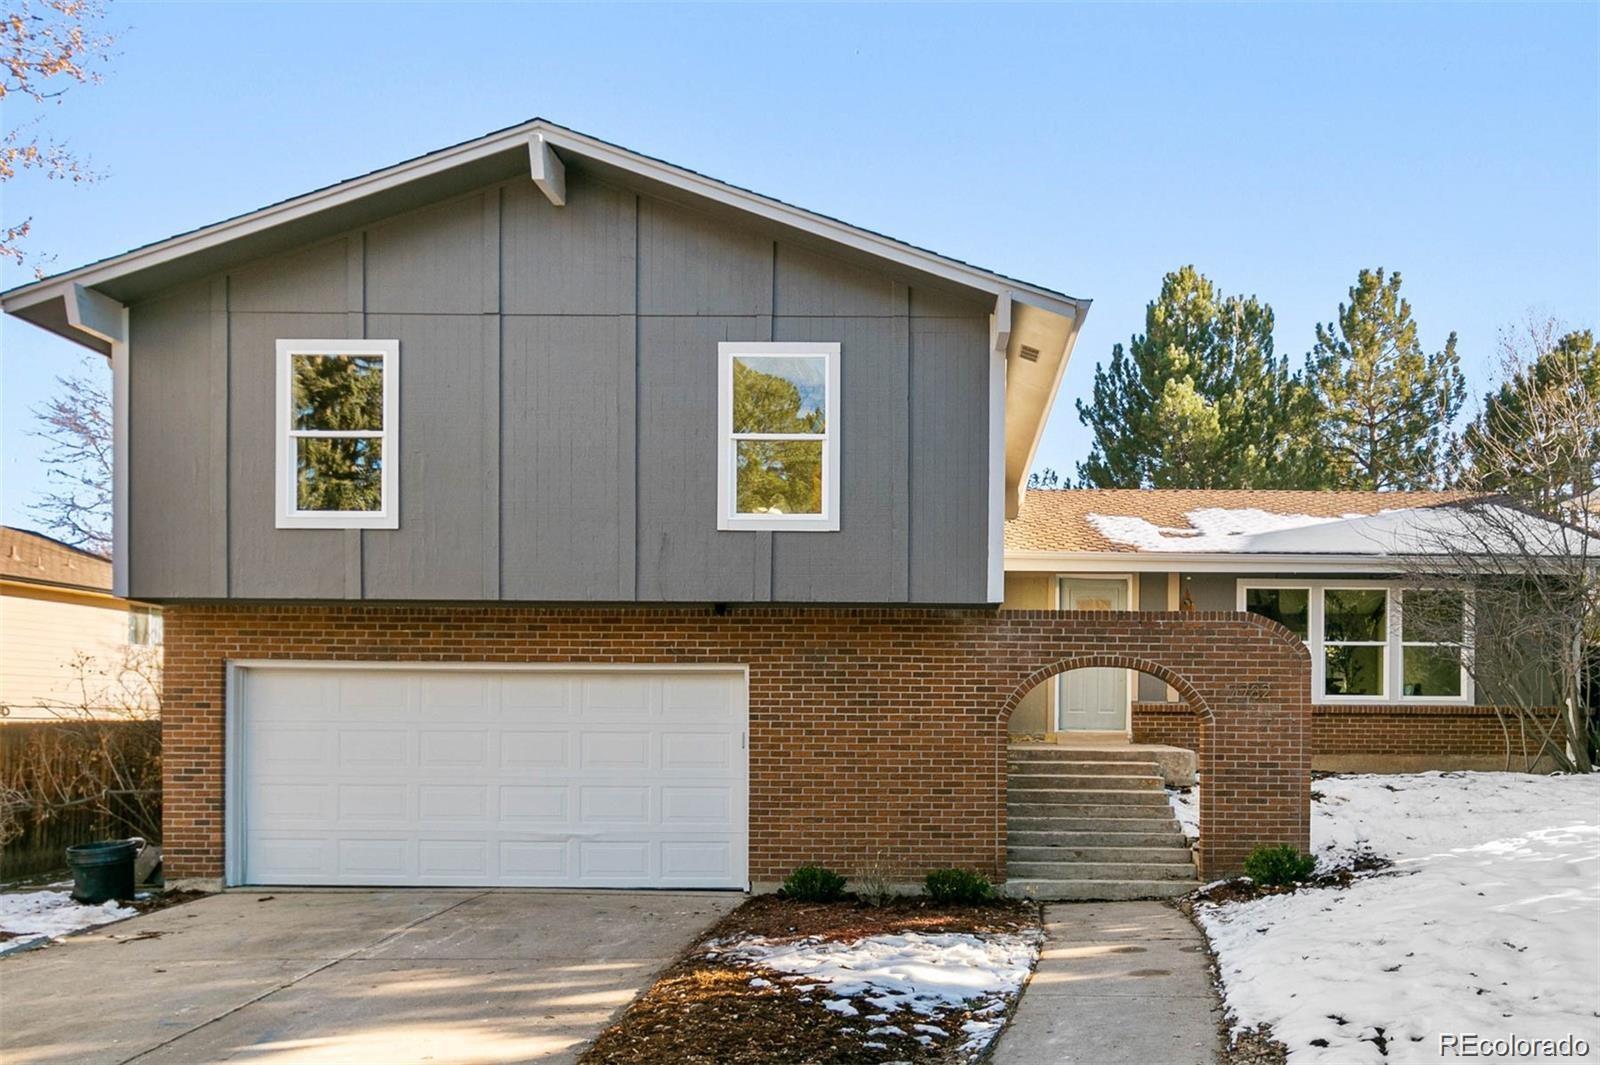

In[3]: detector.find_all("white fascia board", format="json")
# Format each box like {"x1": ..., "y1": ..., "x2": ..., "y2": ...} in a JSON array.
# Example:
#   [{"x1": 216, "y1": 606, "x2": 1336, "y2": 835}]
[
  {"x1": 987, "y1": 298, "x2": 1009, "y2": 603},
  {"x1": 1003, "y1": 551, "x2": 1441, "y2": 574},
  {"x1": 3, "y1": 119, "x2": 1087, "y2": 327}
]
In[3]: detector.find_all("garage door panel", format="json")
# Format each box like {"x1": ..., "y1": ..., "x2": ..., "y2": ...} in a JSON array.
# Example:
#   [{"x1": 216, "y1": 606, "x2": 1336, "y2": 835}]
[
  {"x1": 239, "y1": 667, "x2": 746, "y2": 888},
  {"x1": 500, "y1": 730, "x2": 570, "y2": 769},
  {"x1": 338, "y1": 729, "x2": 410, "y2": 769}
]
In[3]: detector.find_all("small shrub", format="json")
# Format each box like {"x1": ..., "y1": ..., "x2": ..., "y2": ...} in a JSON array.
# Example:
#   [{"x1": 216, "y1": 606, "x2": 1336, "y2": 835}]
[
  {"x1": 782, "y1": 863, "x2": 846, "y2": 902},
  {"x1": 924, "y1": 867, "x2": 993, "y2": 904},
  {"x1": 852, "y1": 868, "x2": 894, "y2": 907},
  {"x1": 1242, "y1": 844, "x2": 1316, "y2": 886}
]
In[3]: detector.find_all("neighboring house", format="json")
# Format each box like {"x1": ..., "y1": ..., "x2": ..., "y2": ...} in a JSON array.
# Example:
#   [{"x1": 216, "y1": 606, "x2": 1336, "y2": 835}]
[
  {"x1": 0, "y1": 526, "x2": 162, "y2": 721},
  {"x1": 1004, "y1": 489, "x2": 1557, "y2": 772}
]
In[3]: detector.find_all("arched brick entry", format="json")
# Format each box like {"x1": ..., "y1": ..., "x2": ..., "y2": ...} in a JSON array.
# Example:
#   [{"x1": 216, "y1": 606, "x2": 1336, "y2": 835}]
[
  {"x1": 159, "y1": 603, "x2": 1310, "y2": 884},
  {"x1": 990, "y1": 611, "x2": 1312, "y2": 877}
]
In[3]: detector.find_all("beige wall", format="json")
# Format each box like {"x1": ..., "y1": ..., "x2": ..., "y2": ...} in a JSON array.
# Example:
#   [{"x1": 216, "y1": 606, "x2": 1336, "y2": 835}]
[
  {"x1": 0, "y1": 584, "x2": 160, "y2": 721},
  {"x1": 1002, "y1": 572, "x2": 1055, "y2": 732}
]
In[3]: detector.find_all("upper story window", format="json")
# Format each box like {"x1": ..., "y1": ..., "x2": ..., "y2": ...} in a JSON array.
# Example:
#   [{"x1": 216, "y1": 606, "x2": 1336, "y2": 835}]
[
  {"x1": 275, "y1": 339, "x2": 399, "y2": 529},
  {"x1": 717, "y1": 342, "x2": 840, "y2": 532},
  {"x1": 1239, "y1": 580, "x2": 1472, "y2": 704}
]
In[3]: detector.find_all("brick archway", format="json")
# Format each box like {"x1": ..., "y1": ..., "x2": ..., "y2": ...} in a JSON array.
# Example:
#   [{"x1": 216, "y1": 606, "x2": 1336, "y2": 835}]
[{"x1": 990, "y1": 611, "x2": 1312, "y2": 877}]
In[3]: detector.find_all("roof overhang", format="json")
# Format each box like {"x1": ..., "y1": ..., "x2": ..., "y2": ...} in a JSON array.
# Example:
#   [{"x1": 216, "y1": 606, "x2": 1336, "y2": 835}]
[
  {"x1": 2, "y1": 118, "x2": 1090, "y2": 362},
  {"x1": 1004, "y1": 550, "x2": 1444, "y2": 575},
  {"x1": 996, "y1": 294, "x2": 1085, "y2": 520}
]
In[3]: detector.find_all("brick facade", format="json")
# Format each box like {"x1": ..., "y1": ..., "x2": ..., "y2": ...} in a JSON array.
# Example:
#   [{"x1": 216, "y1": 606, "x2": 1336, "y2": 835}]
[
  {"x1": 162, "y1": 604, "x2": 1312, "y2": 884},
  {"x1": 1133, "y1": 700, "x2": 1558, "y2": 772}
]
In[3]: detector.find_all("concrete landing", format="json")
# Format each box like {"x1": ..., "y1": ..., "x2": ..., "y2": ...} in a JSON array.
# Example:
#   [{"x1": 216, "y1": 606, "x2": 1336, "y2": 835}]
[
  {"x1": 992, "y1": 901, "x2": 1222, "y2": 1064},
  {"x1": 1011, "y1": 739, "x2": 1197, "y2": 786}
]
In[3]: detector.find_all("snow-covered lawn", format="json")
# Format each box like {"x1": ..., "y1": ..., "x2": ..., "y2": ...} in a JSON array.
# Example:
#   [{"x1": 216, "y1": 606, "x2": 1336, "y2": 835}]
[
  {"x1": 713, "y1": 930, "x2": 1041, "y2": 1059},
  {"x1": 0, "y1": 889, "x2": 137, "y2": 955},
  {"x1": 1197, "y1": 772, "x2": 1600, "y2": 1064}
]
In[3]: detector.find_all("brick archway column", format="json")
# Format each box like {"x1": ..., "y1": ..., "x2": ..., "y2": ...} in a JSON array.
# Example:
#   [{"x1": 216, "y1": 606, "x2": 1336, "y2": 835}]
[{"x1": 993, "y1": 610, "x2": 1311, "y2": 879}]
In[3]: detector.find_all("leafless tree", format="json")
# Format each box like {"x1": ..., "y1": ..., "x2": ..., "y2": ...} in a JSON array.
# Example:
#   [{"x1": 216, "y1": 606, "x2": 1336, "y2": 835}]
[
  {"x1": 1, "y1": 647, "x2": 162, "y2": 843},
  {"x1": 29, "y1": 365, "x2": 112, "y2": 556},
  {"x1": 1403, "y1": 323, "x2": 1598, "y2": 772},
  {"x1": 2, "y1": 0, "x2": 116, "y2": 270}
]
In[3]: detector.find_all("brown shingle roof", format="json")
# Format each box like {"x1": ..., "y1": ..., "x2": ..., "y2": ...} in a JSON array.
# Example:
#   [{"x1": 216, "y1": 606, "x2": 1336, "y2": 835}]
[
  {"x1": 1005, "y1": 489, "x2": 1471, "y2": 553},
  {"x1": 0, "y1": 526, "x2": 112, "y2": 591}
]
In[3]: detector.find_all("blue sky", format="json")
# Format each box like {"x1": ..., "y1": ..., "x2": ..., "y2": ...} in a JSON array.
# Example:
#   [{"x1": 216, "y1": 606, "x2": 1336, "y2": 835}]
[{"x1": 3, "y1": 2, "x2": 1596, "y2": 532}]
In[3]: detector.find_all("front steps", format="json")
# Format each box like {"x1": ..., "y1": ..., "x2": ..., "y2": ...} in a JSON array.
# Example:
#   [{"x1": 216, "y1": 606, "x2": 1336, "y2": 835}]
[{"x1": 1005, "y1": 745, "x2": 1198, "y2": 901}]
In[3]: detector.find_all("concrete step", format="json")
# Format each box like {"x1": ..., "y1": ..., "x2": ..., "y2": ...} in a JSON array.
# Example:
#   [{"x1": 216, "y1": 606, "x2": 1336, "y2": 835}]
[
  {"x1": 1009, "y1": 829, "x2": 1191, "y2": 848},
  {"x1": 1007, "y1": 788, "x2": 1170, "y2": 807},
  {"x1": 1008, "y1": 773, "x2": 1163, "y2": 792},
  {"x1": 1009, "y1": 802, "x2": 1176, "y2": 821},
  {"x1": 1007, "y1": 844, "x2": 1194, "y2": 864},
  {"x1": 1007, "y1": 859, "x2": 1197, "y2": 881},
  {"x1": 1008, "y1": 747, "x2": 1160, "y2": 763},
  {"x1": 1003, "y1": 878, "x2": 1198, "y2": 901},
  {"x1": 1006, "y1": 759, "x2": 1164, "y2": 777}
]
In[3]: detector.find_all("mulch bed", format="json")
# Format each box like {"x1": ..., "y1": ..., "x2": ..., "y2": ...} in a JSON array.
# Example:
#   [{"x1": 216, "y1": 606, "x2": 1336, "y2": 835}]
[{"x1": 580, "y1": 895, "x2": 1041, "y2": 1065}]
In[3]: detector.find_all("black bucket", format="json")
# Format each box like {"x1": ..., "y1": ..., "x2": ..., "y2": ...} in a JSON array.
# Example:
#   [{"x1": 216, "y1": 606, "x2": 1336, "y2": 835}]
[{"x1": 66, "y1": 838, "x2": 145, "y2": 904}]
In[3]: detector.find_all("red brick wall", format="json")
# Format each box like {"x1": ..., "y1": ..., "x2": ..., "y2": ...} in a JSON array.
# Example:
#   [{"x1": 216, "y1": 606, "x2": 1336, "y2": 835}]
[
  {"x1": 162, "y1": 604, "x2": 1312, "y2": 883},
  {"x1": 1134, "y1": 700, "x2": 1558, "y2": 770}
]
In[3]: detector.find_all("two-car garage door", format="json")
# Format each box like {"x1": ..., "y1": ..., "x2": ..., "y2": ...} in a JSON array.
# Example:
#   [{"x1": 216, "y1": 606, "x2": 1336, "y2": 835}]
[{"x1": 232, "y1": 665, "x2": 748, "y2": 889}]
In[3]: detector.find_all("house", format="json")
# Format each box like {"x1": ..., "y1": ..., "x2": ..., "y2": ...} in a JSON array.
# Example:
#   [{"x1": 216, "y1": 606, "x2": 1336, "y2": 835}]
[
  {"x1": 0, "y1": 526, "x2": 162, "y2": 721},
  {"x1": 1003, "y1": 489, "x2": 1560, "y2": 772},
  {"x1": 1, "y1": 118, "x2": 1322, "y2": 895}
]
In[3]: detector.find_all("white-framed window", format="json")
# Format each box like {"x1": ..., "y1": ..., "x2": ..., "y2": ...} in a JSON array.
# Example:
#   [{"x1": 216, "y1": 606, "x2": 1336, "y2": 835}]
[
  {"x1": 716, "y1": 341, "x2": 840, "y2": 532},
  {"x1": 1238, "y1": 580, "x2": 1473, "y2": 704},
  {"x1": 275, "y1": 339, "x2": 399, "y2": 529},
  {"x1": 128, "y1": 605, "x2": 162, "y2": 647}
]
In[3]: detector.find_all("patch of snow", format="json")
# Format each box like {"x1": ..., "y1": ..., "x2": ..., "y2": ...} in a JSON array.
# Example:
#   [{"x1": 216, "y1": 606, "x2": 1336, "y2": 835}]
[
  {"x1": 1167, "y1": 785, "x2": 1200, "y2": 841},
  {"x1": 823, "y1": 998, "x2": 859, "y2": 1016},
  {"x1": 0, "y1": 890, "x2": 136, "y2": 954},
  {"x1": 1197, "y1": 772, "x2": 1600, "y2": 1063},
  {"x1": 748, "y1": 977, "x2": 772, "y2": 988},
  {"x1": 912, "y1": 1023, "x2": 946, "y2": 1037},
  {"x1": 726, "y1": 930, "x2": 1040, "y2": 1060},
  {"x1": 1087, "y1": 508, "x2": 1357, "y2": 551},
  {"x1": 868, "y1": 1025, "x2": 906, "y2": 1036},
  {"x1": 861, "y1": 1042, "x2": 887, "y2": 1050}
]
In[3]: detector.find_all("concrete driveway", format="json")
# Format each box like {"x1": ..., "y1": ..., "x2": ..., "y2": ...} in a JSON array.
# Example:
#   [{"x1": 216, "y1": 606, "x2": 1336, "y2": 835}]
[{"x1": 0, "y1": 889, "x2": 742, "y2": 1065}]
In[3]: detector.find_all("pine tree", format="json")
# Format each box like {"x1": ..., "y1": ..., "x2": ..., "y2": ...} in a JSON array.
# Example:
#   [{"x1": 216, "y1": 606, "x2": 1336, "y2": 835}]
[
  {"x1": 1307, "y1": 268, "x2": 1465, "y2": 490},
  {"x1": 1075, "y1": 266, "x2": 1320, "y2": 488}
]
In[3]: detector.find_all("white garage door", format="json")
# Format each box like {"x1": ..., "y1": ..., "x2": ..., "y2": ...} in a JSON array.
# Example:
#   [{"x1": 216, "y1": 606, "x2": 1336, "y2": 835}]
[{"x1": 232, "y1": 665, "x2": 748, "y2": 888}]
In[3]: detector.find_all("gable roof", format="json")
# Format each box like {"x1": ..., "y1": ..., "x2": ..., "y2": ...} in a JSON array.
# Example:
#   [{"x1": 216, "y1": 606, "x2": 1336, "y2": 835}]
[
  {"x1": 0, "y1": 117, "x2": 1089, "y2": 349},
  {"x1": 0, "y1": 526, "x2": 112, "y2": 593},
  {"x1": 1005, "y1": 489, "x2": 1471, "y2": 554}
]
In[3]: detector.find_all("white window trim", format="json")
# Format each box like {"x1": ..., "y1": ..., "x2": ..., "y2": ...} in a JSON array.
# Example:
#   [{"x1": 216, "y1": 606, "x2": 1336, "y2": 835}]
[
  {"x1": 1237, "y1": 579, "x2": 1474, "y2": 705},
  {"x1": 716, "y1": 341, "x2": 840, "y2": 533},
  {"x1": 275, "y1": 339, "x2": 400, "y2": 530}
]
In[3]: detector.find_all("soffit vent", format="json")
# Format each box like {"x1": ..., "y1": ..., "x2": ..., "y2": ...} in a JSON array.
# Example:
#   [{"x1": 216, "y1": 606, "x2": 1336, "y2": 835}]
[{"x1": 1018, "y1": 344, "x2": 1041, "y2": 363}]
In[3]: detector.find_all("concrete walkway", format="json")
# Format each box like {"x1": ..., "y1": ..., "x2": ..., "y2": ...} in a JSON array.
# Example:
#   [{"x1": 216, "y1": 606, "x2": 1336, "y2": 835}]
[
  {"x1": 0, "y1": 889, "x2": 740, "y2": 1065},
  {"x1": 993, "y1": 901, "x2": 1223, "y2": 1064}
]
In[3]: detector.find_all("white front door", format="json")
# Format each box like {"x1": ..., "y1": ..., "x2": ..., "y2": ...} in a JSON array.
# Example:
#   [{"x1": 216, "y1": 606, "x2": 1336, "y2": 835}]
[
  {"x1": 1057, "y1": 578, "x2": 1130, "y2": 731},
  {"x1": 232, "y1": 665, "x2": 748, "y2": 889}
]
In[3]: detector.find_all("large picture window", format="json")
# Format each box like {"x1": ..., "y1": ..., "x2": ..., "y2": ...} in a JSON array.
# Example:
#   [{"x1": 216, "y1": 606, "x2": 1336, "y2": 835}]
[
  {"x1": 716, "y1": 342, "x2": 840, "y2": 532},
  {"x1": 1239, "y1": 580, "x2": 1472, "y2": 704},
  {"x1": 276, "y1": 339, "x2": 399, "y2": 529}
]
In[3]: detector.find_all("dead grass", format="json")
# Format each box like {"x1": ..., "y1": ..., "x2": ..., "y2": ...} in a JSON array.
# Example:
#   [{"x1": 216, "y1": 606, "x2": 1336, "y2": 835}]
[{"x1": 580, "y1": 895, "x2": 1041, "y2": 1065}]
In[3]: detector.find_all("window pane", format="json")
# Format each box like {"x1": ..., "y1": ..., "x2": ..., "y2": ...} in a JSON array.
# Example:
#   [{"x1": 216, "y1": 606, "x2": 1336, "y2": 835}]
[
  {"x1": 735, "y1": 439, "x2": 822, "y2": 515},
  {"x1": 1403, "y1": 589, "x2": 1465, "y2": 643},
  {"x1": 1403, "y1": 646, "x2": 1462, "y2": 698},
  {"x1": 296, "y1": 437, "x2": 383, "y2": 512},
  {"x1": 732, "y1": 356, "x2": 826, "y2": 435},
  {"x1": 1325, "y1": 644, "x2": 1384, "y2": 696},
  {"x1": 1324, "y1": 588, "x2": 1387, "y2": 642},
  {"x1": 292, "y1": 354, "x2": 384, "y2": 431},
  {"x1": 1245, "y1": 588, "x2": 1310, "y2": 639}
]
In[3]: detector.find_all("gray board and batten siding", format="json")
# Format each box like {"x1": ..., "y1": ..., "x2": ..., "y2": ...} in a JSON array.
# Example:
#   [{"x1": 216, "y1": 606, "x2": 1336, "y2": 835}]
[{"x1": 126, "y1": 168, "x2": 993, "y2": 604}]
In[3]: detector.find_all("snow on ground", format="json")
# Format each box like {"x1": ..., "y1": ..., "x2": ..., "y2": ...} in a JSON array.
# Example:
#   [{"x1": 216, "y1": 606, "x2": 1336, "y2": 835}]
[
  {"x1": 1168, "y1": 785, "x2": 1200, "y2": 841},
  {"x1": 1197, "y1": 772, "x2": 1600, "y2": 1064},
  {"x1": 0, "y1": 889, "x2": 137, "y2": 955},
  {"x1": 715, "y1": 931, "x2": 1040, "y2": 1058}
]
